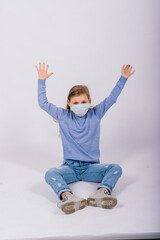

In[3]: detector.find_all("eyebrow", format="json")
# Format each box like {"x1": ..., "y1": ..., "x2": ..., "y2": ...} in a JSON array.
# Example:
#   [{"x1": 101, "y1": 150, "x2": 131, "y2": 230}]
[{"x1": 73, "y1": 101, "x2": 87, "y2": 104}]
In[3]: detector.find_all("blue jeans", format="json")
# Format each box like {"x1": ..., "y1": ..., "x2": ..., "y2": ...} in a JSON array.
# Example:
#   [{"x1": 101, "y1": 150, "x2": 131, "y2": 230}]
[{"x1": 45, "y1": 161, "x2": 122, "y2": 199}]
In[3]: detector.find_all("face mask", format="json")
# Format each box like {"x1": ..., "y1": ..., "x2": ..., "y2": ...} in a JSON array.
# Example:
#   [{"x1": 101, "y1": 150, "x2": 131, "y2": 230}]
[{"x1": 70, "y1": 103, "x2": 91, "y2": 117}]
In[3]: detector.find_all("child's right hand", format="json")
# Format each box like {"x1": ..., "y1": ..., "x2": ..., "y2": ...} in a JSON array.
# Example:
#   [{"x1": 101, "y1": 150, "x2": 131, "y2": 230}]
[{"x1": 35, "y1": 62, "x2": 54, "y2": 80}]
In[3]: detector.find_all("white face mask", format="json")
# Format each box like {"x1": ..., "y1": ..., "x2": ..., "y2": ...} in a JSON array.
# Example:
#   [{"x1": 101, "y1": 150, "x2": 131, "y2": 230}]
[{"x1": 70, "y1": 103, "x2": 91, "y2": 117}]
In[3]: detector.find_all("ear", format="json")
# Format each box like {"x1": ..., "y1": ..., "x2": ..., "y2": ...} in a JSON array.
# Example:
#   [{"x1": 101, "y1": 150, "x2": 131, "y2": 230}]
[
  {"x1": 89, "y1": 98, "x2": 91, "y2": 104},
  {"x1": 67, "y1": 99, "x2": 70, "y2": 107}
]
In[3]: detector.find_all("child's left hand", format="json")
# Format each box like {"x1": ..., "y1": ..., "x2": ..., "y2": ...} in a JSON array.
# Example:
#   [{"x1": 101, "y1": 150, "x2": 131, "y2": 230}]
[{"x1": 121, "y1": 65, "x2": 135, "y2": 79}]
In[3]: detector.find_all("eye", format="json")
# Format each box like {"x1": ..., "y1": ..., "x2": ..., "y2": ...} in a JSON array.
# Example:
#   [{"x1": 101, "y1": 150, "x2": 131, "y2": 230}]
[{"x1": 82, "y1": 101, "x2": 87, "y2": 104}]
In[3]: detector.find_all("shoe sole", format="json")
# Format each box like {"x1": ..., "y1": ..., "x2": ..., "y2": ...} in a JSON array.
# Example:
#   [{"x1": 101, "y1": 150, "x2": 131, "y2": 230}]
[
  {"x1": 61, "y1": 199, "x2": 87, "y2": 214},
  {"x1": 87, "y1": 196, "x2": 117, "y2": 209}
]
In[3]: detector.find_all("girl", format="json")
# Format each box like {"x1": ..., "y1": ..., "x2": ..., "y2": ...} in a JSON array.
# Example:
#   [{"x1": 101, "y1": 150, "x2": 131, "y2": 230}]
[{"x1": 36, "y1": 62, "x2": 135, "y2": 214}]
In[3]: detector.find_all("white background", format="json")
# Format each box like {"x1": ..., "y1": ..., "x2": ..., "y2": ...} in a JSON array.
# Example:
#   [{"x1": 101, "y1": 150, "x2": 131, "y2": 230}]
[{"x1": 0, "y1": 0, "x2": 160, "y2": 239}]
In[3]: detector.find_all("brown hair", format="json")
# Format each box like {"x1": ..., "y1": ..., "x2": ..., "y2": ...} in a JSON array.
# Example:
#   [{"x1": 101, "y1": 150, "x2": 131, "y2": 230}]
[{"x1": 66, "y1": 85, "x2": 91, "y2": 109}]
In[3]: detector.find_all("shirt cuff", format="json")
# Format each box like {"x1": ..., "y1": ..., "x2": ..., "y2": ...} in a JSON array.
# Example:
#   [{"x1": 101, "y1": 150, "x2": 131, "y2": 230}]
[{"x1": 38, "y1": 79, "x2": 46, "y2": 85}]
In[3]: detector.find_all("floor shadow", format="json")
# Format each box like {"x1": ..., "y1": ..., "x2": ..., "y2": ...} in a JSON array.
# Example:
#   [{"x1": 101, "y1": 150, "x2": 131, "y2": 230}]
[
  {"x1": 114, "y1": 174, "x2": 136, "y2": 196},
  {"x1": 29, "y1": 180, "x2": 58, "y2": 203}
]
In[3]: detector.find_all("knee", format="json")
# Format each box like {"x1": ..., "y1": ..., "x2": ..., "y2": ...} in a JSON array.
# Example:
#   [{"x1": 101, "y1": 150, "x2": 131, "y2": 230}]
[
  {"x1": 45, "y1": 168, "x2": 59, "y2": 183},
  {"x1": 112, "y1": 164, "x2": 123, "y2": 176}
]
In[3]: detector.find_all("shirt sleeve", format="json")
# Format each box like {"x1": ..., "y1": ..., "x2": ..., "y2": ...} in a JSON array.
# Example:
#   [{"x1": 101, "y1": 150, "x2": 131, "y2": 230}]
[
  {"x1": 38, "y1": 79, "x2": 66, "y2": 121},
  {"x1": 93, "y1": 75, "x2": 128, "y2": 120}
]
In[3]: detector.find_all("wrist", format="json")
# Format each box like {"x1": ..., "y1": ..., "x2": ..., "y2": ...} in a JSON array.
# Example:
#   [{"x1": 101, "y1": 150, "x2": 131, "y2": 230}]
[{"x1": 121, "y1": 75, "x2": 128, "y2": 79}]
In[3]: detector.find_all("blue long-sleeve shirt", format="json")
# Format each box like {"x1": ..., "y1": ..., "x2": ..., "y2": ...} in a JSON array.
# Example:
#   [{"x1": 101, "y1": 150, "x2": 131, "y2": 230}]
[{"x1": 38, "y1": 76, "x2": 127, "y2": 163}]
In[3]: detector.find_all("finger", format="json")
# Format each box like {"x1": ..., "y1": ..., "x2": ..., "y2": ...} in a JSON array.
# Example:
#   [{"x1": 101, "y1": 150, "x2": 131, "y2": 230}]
[
  {"x1": 130, "y1": 70, "x2": 135, "y2": 75},
  {"x1": 39, "y1": 62, "x2": 41, "y2": 70},
  {"x1": 48, "y1": 72, "x2": 54, "y2": 78},
  {"x1": 43, "y1": 62, "x2": 45, "y2": 70},
  {"x1": 46, "y1": 64, "x2": 49, "y2": 72},
  {"x1": 121, "y1": 65, "x2": 125, "y2": 72},
  {"x1": 35, "y1": 65, "x2": 38, "y2": 71},
  {"x1": 129, "y1": 66, "x2": 133, "y2": 72}
]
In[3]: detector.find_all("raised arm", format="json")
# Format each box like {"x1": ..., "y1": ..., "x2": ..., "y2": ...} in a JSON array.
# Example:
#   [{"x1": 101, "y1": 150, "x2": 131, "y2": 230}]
[
  {"x1": 36, "y1": 62, "x2": 65, "y2": 121},
  {"x1": 94, "y1": 64, "x2": 135, "y2": 119}
]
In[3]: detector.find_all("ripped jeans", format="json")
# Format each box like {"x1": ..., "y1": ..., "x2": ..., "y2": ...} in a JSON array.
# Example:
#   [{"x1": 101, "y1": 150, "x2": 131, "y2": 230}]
[{"x1": 45, "y1": 161, "x2": 122, "y2": 199}]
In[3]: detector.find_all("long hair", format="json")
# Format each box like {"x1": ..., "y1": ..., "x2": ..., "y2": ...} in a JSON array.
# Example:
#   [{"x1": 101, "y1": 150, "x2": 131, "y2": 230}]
[
  {"x1": 53, "y1": 85, "x2": 91, "y2": 137},
  {"x1": 66, "y1": 85, "x2": 91, "y2": 110}
]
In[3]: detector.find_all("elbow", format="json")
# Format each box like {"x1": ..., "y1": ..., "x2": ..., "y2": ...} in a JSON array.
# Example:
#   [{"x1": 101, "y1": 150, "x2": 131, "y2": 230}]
[
  {"x1": 110, "y1": 97, "x2": 117, "y2": 105},
  {"x1": 38, "y1": 100, "x2": 45, "y2": 109},
  {"x1": 38, "y1": 99, "x2": 42, "y2": 108},
  {"x1": 38, "y1": 95, "x2": 48, "y2": 110}
]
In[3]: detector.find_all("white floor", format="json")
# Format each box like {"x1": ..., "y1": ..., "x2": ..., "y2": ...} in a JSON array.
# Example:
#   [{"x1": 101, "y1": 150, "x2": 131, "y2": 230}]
[{"x1": 0, "y1": 144, "x2": 160, "y2": 240}]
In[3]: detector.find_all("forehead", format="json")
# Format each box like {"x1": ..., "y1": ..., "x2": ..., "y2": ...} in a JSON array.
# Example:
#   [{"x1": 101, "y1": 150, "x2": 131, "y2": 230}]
[{"x1": 70, "y1": 94, "x2": 89, "y2": 102}]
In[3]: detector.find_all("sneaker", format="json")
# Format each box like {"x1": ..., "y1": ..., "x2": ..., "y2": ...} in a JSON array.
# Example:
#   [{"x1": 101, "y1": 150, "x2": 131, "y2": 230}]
[
  {"x1": 87, "y1": 188, "x2": 117, "y2": 209},
  {"x1": 58, "y1": 193, "x2": 87, "y2": 214}
]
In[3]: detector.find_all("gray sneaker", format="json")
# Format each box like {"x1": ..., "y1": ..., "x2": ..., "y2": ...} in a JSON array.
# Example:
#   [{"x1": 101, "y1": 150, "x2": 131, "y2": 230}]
[
  {"x1": 87, "y1": 188, "x2": 117, "y2": 209},
  {"x1": 58, "y1": 193, "x2": 87, "y2": 214}
]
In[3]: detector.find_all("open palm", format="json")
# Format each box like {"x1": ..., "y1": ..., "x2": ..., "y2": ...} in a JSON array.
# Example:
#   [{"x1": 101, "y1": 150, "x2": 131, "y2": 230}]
[
  {"x1": 35, "y1": 62, "x2": 54, "y2": 80},
  {"x1": 121, "y1": 65, "x2": 135, "y2": 78}
]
